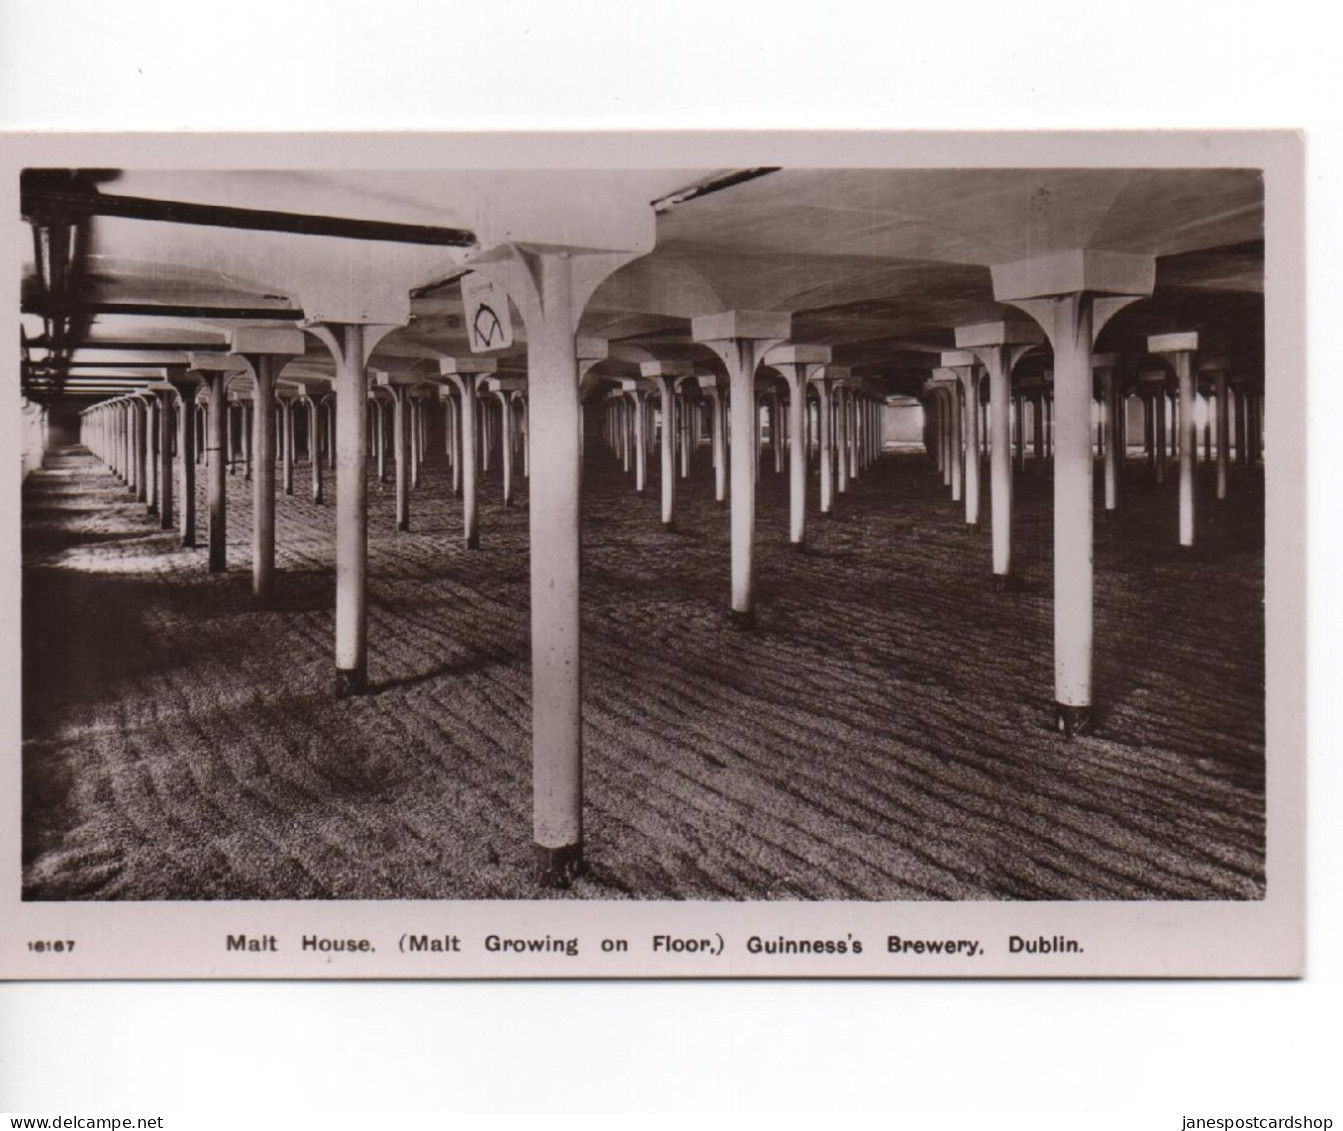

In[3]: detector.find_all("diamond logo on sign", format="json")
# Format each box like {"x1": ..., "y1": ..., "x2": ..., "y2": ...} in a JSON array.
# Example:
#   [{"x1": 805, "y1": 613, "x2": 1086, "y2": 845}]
[{"x1": 462, "y1": 274, "x2": 514, "y2": 353}]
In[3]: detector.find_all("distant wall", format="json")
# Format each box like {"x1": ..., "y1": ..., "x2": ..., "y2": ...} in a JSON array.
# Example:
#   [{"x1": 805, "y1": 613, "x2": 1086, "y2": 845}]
[
  {"x1": 882, "y1": 397, "x2": 925, "y2": 449},
  {"x1": 20, "y1": 400, "x2": 47, "y2": 481},
  {"x1": 45, "y1": 402, "x2": 81, "y2": 449}
]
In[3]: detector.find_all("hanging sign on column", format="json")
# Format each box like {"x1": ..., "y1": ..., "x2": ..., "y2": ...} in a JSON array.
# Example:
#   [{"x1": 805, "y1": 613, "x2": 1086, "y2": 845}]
[{"x1": 463, "y1": 273, "x2": 514, "y2": 353}]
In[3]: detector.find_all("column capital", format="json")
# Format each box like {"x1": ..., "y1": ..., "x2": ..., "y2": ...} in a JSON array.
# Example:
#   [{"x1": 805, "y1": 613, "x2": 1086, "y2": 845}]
[
  {"x1": 437, "y1": 356, "x2": 498, "y2": 377},
  {"x1": 939, "y1": 350, "x2": 978, "y2": 370},
  {"x1": 811, "y1": 365, "x2": 850, "y2": 385},
  {"x1": 186, "y1": 352, "x2": 248, "y2": 374},
  {"x1": 373, "y1": 370, "x2": 425, "y2": 388},
  {"x1": 691, "y1": 310, "x2": 791, "y2": 343},
  {"x1": 991, "y1": 249, "x2": 1156, "y2": 302},
  {"x1": 1148, "y1": 331, "x2": 1199, "y2": 355},
  {"x1": 481, "y1": 376, "x2": 527, "y2": 394},
  {"x1": 230, "y1": 327, "x2": 307, "y2": 357},
  {"x1": 165, "y1": 372, "x2": 203, "y2": 398},
  {"x1": 954, "y1": 321, "x2": 1045, "y2": 349},
  {"x1": 762, "y1": 343, "x2": 831, "y2": 367},
  {"x1": 639, "y1": 360, "x2": 694, "y2": 380}
]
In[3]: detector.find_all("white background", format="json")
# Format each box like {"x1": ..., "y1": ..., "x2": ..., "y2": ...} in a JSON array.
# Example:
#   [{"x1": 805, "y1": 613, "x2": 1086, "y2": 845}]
[{"x1": 1, "y1": 0, "x2": 1339, "y2": 1122}]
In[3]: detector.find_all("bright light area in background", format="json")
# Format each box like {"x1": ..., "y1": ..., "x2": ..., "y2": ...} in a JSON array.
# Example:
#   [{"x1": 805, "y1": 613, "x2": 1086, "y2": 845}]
[{"x1": 0, "y1": 0, "x2": 1338, "y2": 1122}]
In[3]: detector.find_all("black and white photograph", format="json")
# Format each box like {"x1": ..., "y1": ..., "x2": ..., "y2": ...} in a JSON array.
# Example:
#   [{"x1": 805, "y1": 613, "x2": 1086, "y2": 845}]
[{"x1": 2, "y1": 131, "x2": 1304, "y2": 979}]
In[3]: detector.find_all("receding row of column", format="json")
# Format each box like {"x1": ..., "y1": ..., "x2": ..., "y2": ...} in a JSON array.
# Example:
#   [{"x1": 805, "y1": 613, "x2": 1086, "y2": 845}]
[
  {"x1": 82, "y1": 369, "x2": 541, "y2": 586},
  {"x1": 596, "y1": 367, "x2": 884, "y2": 547},
  {"x1": 924, "y1": 352, "x2": 1264, "y2": 577}
]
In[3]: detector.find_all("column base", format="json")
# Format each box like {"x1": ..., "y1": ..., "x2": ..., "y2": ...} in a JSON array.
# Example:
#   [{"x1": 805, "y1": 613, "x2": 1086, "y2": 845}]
[
  {"x1": 991, "y1": 573, "x2": 1023, "y2": 592},
  {"x1": 159, "y1": 516, "x2": 174, "y2": 531},
  {"x1": 1055, "y1": 702, "x2": 1094, "y2": 737},
  {"x1": 466, "y1": 530, "x2": 480, "y2": 550},
  {"x1": 729, "y1": 608, "x2": 755, "y2": 630},
  {"x1": 662, "y1": 520, "x2": 676, "y2": 533},
  {"x1": 397, "y1": 519, "x2": 410, "y2": 533},
  {"x1": 1177, "y1": 542, "x2": 1202, "y2": 561},
  {"x1": 335, "y1": 665, "x2": 367, "y2": 699},
  {"x1": 635, "y1": 488, "x2": 646, "y2": 497},
  {"x1": 208, "y1": 554, "x2": 226, "y2": 574},
  {"x1": 535, "y1": 842, "x2": 584, "y2": 889}
]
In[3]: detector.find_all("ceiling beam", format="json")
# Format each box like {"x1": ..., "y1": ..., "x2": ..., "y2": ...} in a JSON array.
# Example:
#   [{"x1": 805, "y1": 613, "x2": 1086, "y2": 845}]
[
  {"x1": 23, "y1": 301, "x2": 305, "y2": 321},
  {"x1": 27, "y1": 339, "x2": 226, "y2": 352},
  {"x1": 22, "y1": 184, "x2": 479, "y2": 248}
]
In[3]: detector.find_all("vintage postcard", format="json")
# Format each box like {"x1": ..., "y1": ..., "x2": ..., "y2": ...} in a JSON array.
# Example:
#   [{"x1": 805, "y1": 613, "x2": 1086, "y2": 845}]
[{"x1": 0, "y1": 130, "x2": 1304, "y2": 978}]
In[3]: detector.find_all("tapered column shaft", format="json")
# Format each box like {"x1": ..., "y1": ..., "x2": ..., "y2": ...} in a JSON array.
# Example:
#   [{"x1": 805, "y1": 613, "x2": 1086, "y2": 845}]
[
  {"x1": 410, "y1": 399, "x2": 422, "y2": 489},
  {"x1": 949, "y1": 385, "x2": 963, "y2": 501},
  {"x1": 1102, "y1": 371, "x2": 1120, "y2": 511},
  {"x1": 659, "y1": 379, "x2": 676, "y2": 528},
  {"x1": 282, "y1": 400, "x2": 295, "y2": 495},
  {"x1": 334, "y1": 325, "x2": 369, "y2": 694},
  {"x1": 449, "y1": 397, "x2": 462, "y2": 496},
  {"x1": 251, "y1": 360, "x2": 277, "y2": 599},
  {"x1": 961, "y1": 370, "x2": 981, "y2": 526},
  {"x1": 988, "y1": 359, "x2": 1012, "y2": 574},
  {"x1": 308, "y1": 401, "x2": 324, "y2": 503},
  {"x1": 1175, "y1": 354, "x2": 1197, "y2": 546},
  {"x1": 157, "y1": 395, "x2": 174, "y2": 528},
  {"x1": 206, "y1": 375, "x2": 227, "y2": 572},
  {"x1": 145, "y1": 400, "x2": 158, "y2": 512},
  {"x1": 837, "y1": 387, "x2": 850, "y2": 495},
  {"x1": 633, "y1": 392, "x2": 647, "y2": 494},
  {"x1": 499, "y1": 391, "x2": 515, "y2": 506},
  {"x1": 461, "y1": 378, "x2": 479, "y2": 548},
  {"x1": 526, "y1": 258, "x2": 585, "y2": 884},
  {"x1": 818, "y1": 382, "x2": 834, "y2": 512},
  {"x1": 1052, "y1": 297, "x2": 1095, "y2": 723},
  {"x1": 727, "y1": 343, "x2": 759, "y2": 619},
  {"x1": 788, "y1": 380, "x2": 806, "y2": 543},
  {"x1": 178, "y1": 390, "x2": 196, "y2": 547},
  {"x1": 393, "y1": 390, "x2": 410, "y2": 532},
  {"x1": 711, "y1": 390, "x2": 726, "y2": 503}
]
